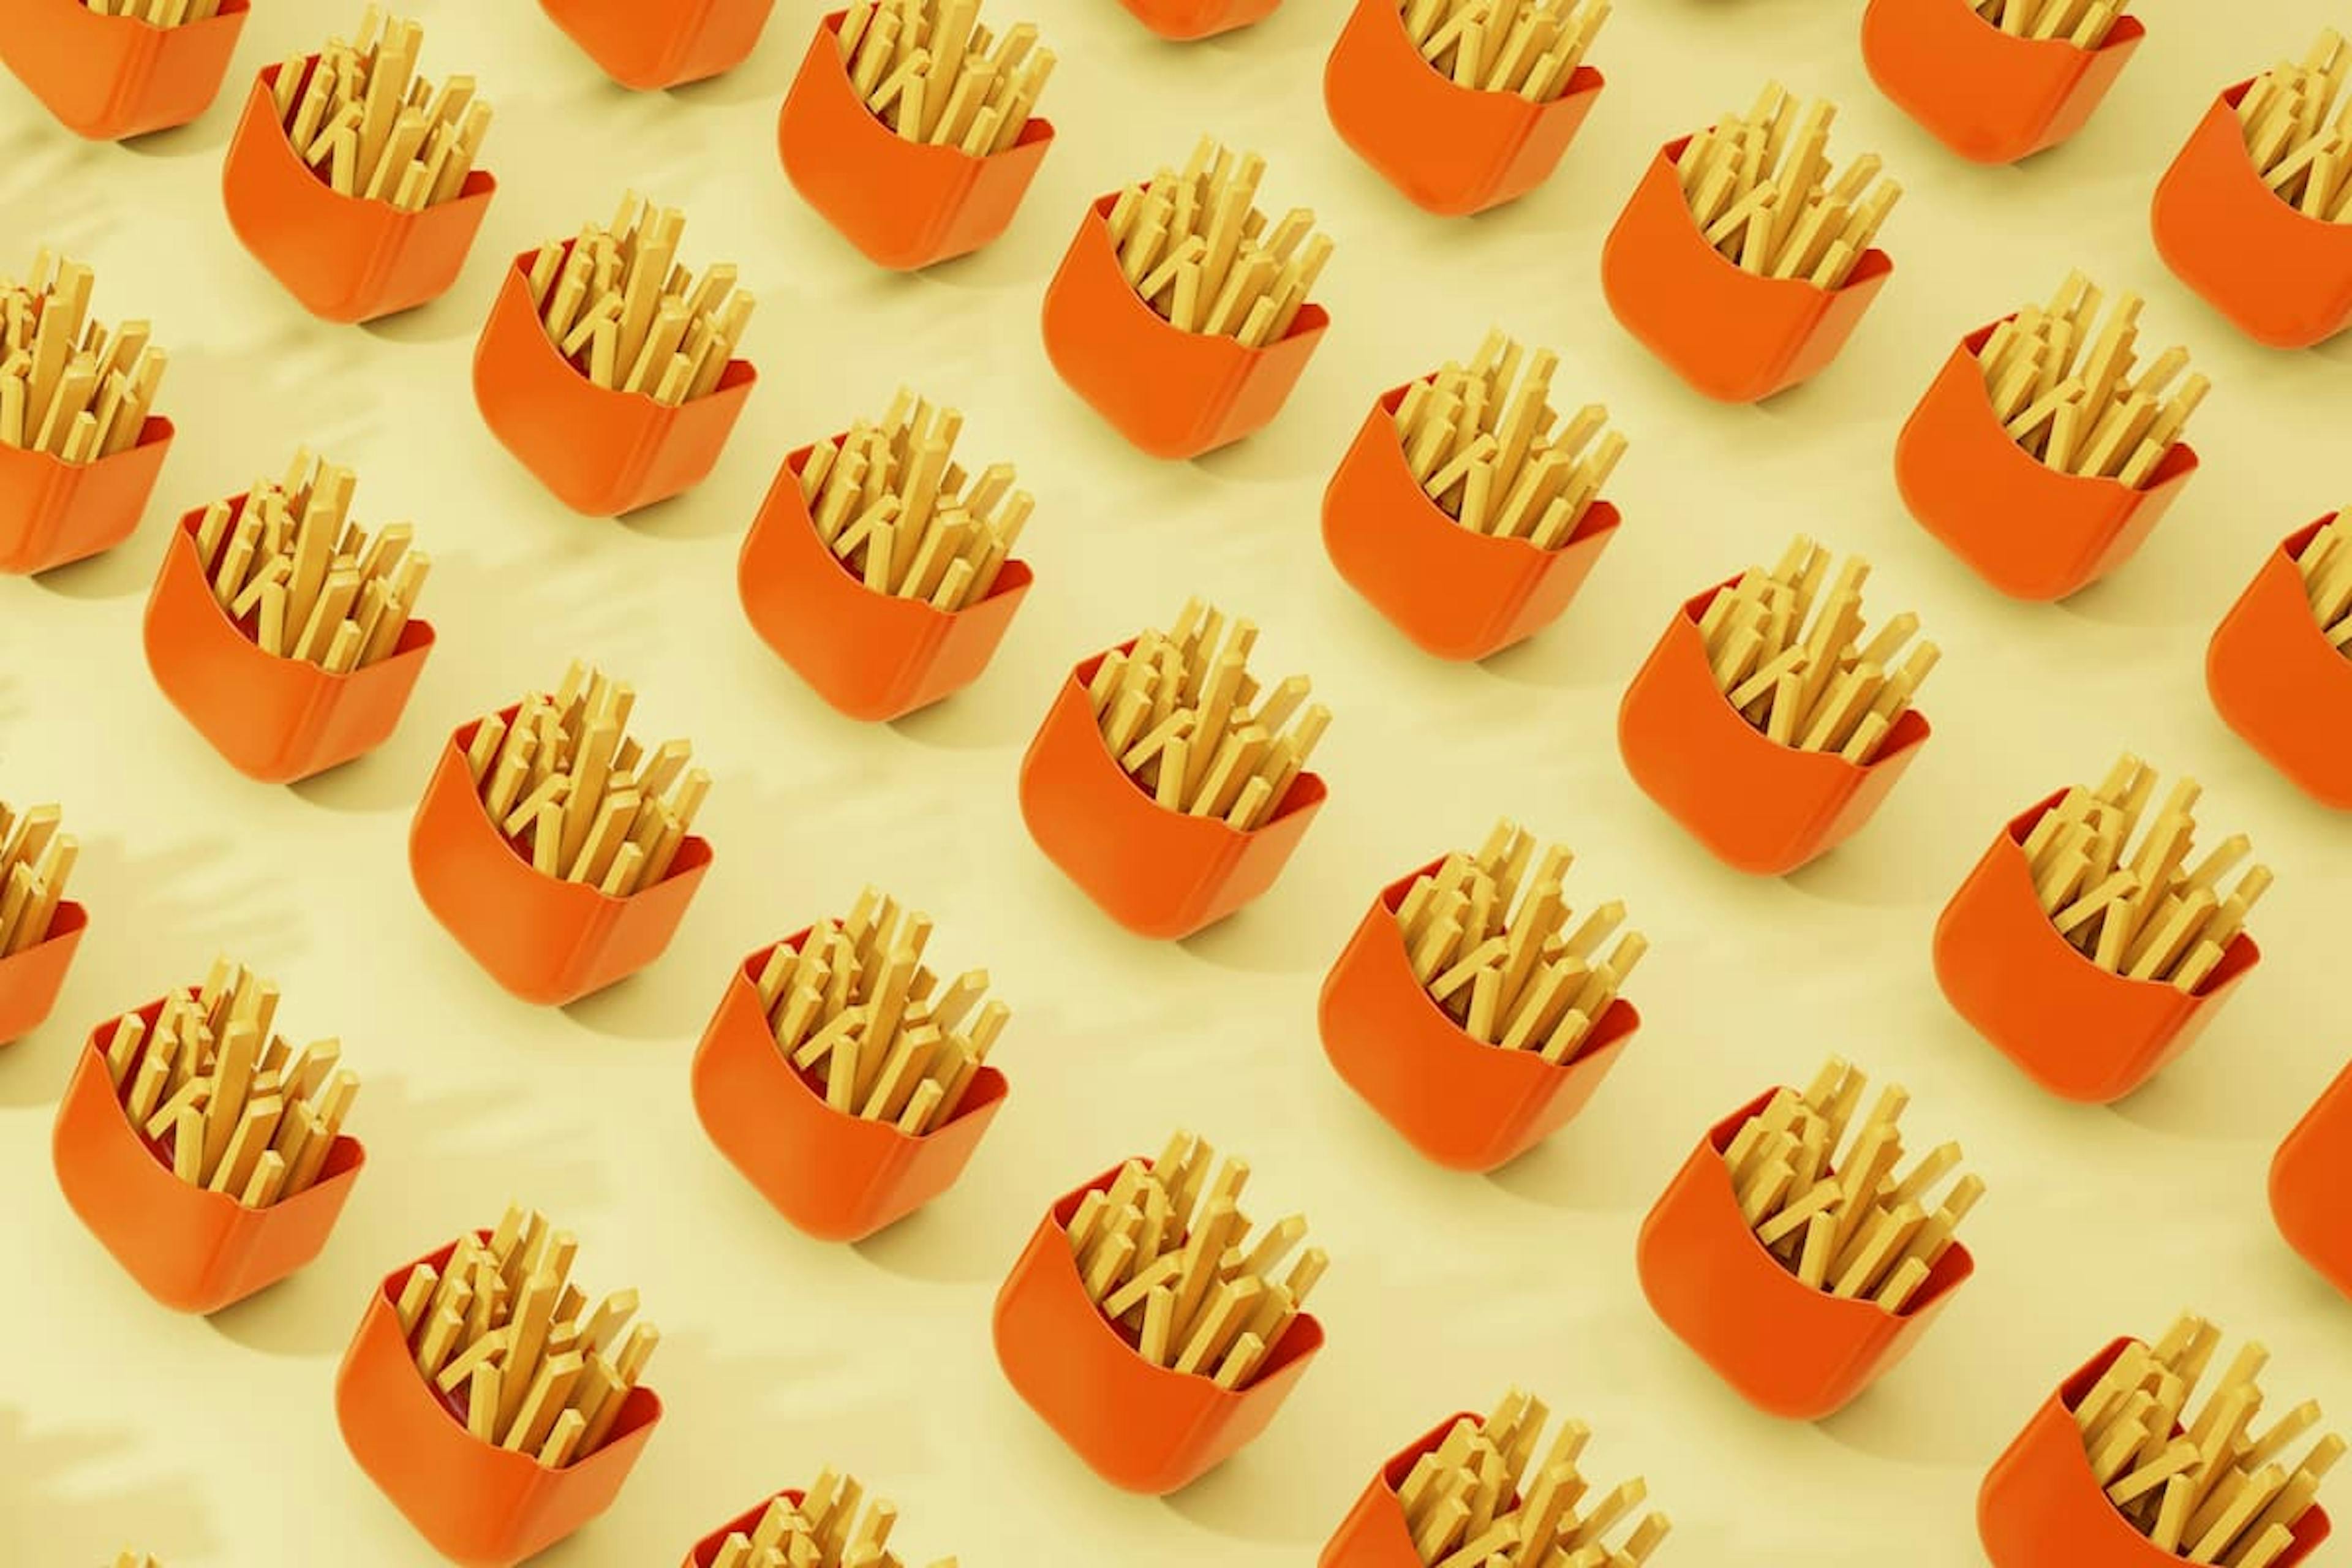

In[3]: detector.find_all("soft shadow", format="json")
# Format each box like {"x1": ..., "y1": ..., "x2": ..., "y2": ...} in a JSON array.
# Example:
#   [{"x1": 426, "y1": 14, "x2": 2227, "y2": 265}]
[
  {"x1": 2314, "y1": 333, "x2": 2352, "y2": 366},
  {"x1": 888, "y1": 692, "x2": 1030, "y2": 752},
  {"x1": 1178, "y1": 888, "x2": 1342, "y2": 976},
  {"x1": 914, "y1": 231, "x2": 1055, "y2": 294},
  {"x1": 359, "y1": 292, "x2": 481, "y2": 345},
  {"x1": 1779, "y1": 832, "x2": 1947, "y2": 910},
  {"x1": 1484, "y1": 1107, "x2": 1662, "y2": 1213},
  {"x1": 26, "y1": 540, "x2": 156, "y2": 601},
  {"x1": 1189, "y1": 418, "x2": 1335, "y2": 486},
  {"x1": 663, "y1": 38, "x2": 797, "y2": 108},
  {"x1": 0, "y1": 1404, "x2": 218, "y2": 1563},
  {"x1": 2056, "y1": 562, "x2": 2212, "y2": 630},
  {"x1": 560, "y1": 964, "x2": 706, "y2": 1044},
  {"x1": 287, "y1": 747, "x2": 423, "y2": 815},
  {"x1": 115, "y1": 115, "x2": 236, "y2": 160},
  {"x1": 851, "y1": 1193, "x2": 1011, "y2": 1284},
  {"x1": 1477, "y1": 600, "x2": 1628, "y2": 692},
  {"x1": 617, "y1": 488, "x2": 747, "y2": 541},
  {"x1": 1815, "y1": 1333, "x2": 2016, "y2": 1469},
  {"x1": 204, "y1": 1262, "x2": 352, "y2": 1359},
  {"x1": 2105, "y1": 1032, "x2": 2310, "y2": 1142},
  {"x1": 1160, "y1": 1381, "x2": 1362, "y2": 1544}
]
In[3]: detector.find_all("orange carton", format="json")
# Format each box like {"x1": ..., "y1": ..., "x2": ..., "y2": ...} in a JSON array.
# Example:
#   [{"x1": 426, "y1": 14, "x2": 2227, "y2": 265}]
[
  {"x1": 408, "y1": 707, "x2": 714, "y2": 1005},
  {"x1": 684, "y1": 1491, "x2": 805, "y2": 1567},
  {"x1": 1321, "y1": 0, "x2": 1602, "y2": 217},
  {"x1": 737, "y1": 442, "x2": 1033, "y2": 721},
  {"x1": 2272, "y1": 1061, "x2": 2352, "y2": 1302},
  {"x1": 540, "y1": 0, "x2": 775, "y2": 90},
  {"x1": 1860, "y1": 0, "x2": 2142, "y2": 164},
  {"x1": 1120, "y1": 0, "x2": 1276, "y2": 40},
  {"x1": 0, "y1": 0, "x2": 248, "y2": 140},
  {"x1": 0, "y1": 411, "x2": 175, "y2": 576},
  {"x1": 337, "y1": 1232, "x2": 663, "y2": 1568},
  {"x1": 992, "y1": 1163, "x2": 1325, "y2": 1493},
  {"x1": 53, "y1": 993, "x2": 364, "y2": 1313},
  {"x1": 0, "y1": 900, "x2": 86, "y2": 1045},
  {"x1": 1317, "y1": 1412, "x2": 1478, "y2": 1568},
  {"x1": 1635, "y1": 1088, "x2": 1974, "y2": 1420},
  {"x1": 1040, "y1": 194, "x2": 1330, "y2": 461},
  {"x1": 2206, "y1": 518, "x2": 2352, "y2": 809}
]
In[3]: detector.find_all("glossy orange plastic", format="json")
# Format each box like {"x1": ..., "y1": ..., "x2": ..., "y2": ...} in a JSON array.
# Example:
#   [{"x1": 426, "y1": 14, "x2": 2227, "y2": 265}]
[
  {"x1": 992, "y1": 1163, "x2": 1325, "y2": 1493},
  {"x1": 540, "y1": 0, "x2": 775, "y2": 90},
  {"x1": 779, "y1": 12, "x2": 1055, "y2": 270},
  {"x1": 1321, "y1": 0, "x2": 1602, "y2": 216},
  {"x1": 337, "y1": 1232, "x2": 664, "y2": 1568},
  {"x1": 1318, "y1": 859, "x2": 1638, "y2": 1172},
  {"x1": 684, "y1": 1491, "x2": 805, "y2": 1567},
  {"x1": 0, "y1": 0, "x2": 247, "y2": 139},
  {"x1": 1017, "y1": 644, "x2": 1327, "y2": 940},
  {"x1": 473, "y1": 245, "x2": 759, "y2": 517},
  {"x1": 1636, "y1": 1088, "x2": 1974, "y2": 1420},
  {"x1": 691, "y1": 936, "x2": 1009, "y2": 1241},
  {"x1": 1616, "y1": 581, "x2": 1931, "y2": 876},
  {"x1": 2154, "y1": 82, "x2": 2352, "y2": 349},
  {"x1": 1120, "y1": 0, "x2": 1276, "y2": 40},
  {"x1": 1321, "y1": 386, "x2": 1620, "y2": 661},
  {"x1": 407, "y1": 707, "x2": 714, "y2": 1006},
  {"x1": 737, "y1": 441, "x2": 1034, "y2": 721},
  {"x1": 1600, "y1": 139, "x2": 1892, "y2": 404},
  {"x1": 2271, "y1": 1061, "x2": 2352, "y2": 1301},
  {"x1": 1317, "y1": 1412, "x2": 1480, "y2": 1568},
  {"x1": 0, "y1": 415, "x2": 175, "y2": 576},
  {"x1": 1932, "y1": 790, "x2": 2261, "y2": 1104},
  {"x1": 221, "y1": 62, "x2": 496, "y2": 325},
  {"x1": 143, "y1": 502, "x2": 435, "y2": 783},
  {"x1": 1860, "y1": 0, "x2": 2142, "y2": 164},
  {"x1": 1979, "y1": 1338, "x2": 2331, "y2": 1568},
  {"x1": 2207, "y1": 518, "x2": 2352, "y2": 809},
  {"x1": 53, "y1": 993, "x2": 364, "y2": 1313},
  {"x1": 0, "y1": 901, "x2": 86, "y2": 1045},
  {"x1": 1040, "y1": 194, "x2": 1330, "y2": 461}
]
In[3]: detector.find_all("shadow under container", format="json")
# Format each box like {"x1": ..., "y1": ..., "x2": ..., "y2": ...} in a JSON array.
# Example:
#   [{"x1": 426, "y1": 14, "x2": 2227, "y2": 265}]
[
  {"x1": 1318, "y1": 1412, "x2": 1483, "y2": 1568},
  {"x1": 1932, "y1": 790, "x2": 2261, "y2": 1104},
  {"x1": 1120, "y1": 0, "x2": 1277, "y2": 41},
  {"x1": 540, "y1": 0, "x2": 775, "y2": 90},
  {"x1": 1861, "y1": 0, "x2": 2143, "y2": 164},
  {"x1": 1041, "y1": 194, "x2": 1330, "y2": 461},
  {"x1": 1600, "y1": 138, "x2": 1892, "y2": 403},
  {"x1": 1978, "y1": 1337, "x2": 2332, "y2": 1568},
  {"x1": 993, "y1": 1163, "x2": 1325, "y2": 1493},
  {"x1": 0, "y1": 415, "x2": 175, "y2": 576},
  {"x1": 1616, "y1": 580, "x2": 1931, "y2": 876},
  {"x1": 2272, "y1": 1061, "x2": 2352, "y2": 1302},
  {"x1": 779, "y1": 12, "x2": 1054, "y2": 270},
  {"x1": 737, "y1": 442, "x2": 1033, "y2": 721},
  {"x1": 2207, "y1": 518, "x2": 2352, "y2": 809},
  {"x1": 0, "y1": 901, "x2": 87, "y2": 1045},
  {"x1": 338, "y1": 1232, "x2": 665, "y2": 1568},
  {"x1": 53, "y1": 993, "x2": 365, "y2": 1313},
  {"x1": 692, "y1": 936, "x2": 1009, "y2": 1241},
  {"x1": 1319, "y1": 860, "x2": 1638, "y2": 1172},
  {"x1": 1898, "y1": 323, "x2": 2199, "y2": 601},
  {"x1": 1018, "y1": 643, "x2": 1327, "y2": 940},
  {"x1": 1321, "y1": 0, "x2": 1602, "y2": 217},
  {"x1": 409, "y1": 707, "x2": 715, "y2": 1006},
  {"x1": 0, "y1": 0, "x2": 249, "y2": 140},
  {"x1": 143, "y1": 502, "x2": 436, "y2": 783},
  {"x1": 1636, "y1": 1088, "x2": 1975, "y2": 1420},
  {"x1": 683, "y1": 1490, "x2": 807, "y2": 1567}
]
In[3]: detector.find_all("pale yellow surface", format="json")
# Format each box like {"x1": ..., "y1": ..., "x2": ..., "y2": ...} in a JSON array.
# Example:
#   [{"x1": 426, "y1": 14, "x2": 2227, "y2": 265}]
[{"x1": 6, "y1": 1, "x2": 2352, "y2": 1564}]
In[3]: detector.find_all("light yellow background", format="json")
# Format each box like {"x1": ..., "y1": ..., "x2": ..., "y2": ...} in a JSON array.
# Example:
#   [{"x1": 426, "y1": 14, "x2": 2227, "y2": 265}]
[{"x1": 6, "y1": 0, "x2": 2352, "y2": 1563}]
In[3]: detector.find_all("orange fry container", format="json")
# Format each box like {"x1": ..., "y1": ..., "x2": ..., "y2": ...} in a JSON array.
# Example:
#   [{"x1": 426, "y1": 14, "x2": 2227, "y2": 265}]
[
  {"x1": 540, "y1": 0, "x2": 775, "y2": 91},
  {"x1": 1636, "y1": 1088, "x2": 1975, "y2": 1420},
  {"x1": 1318, "y1": 859, "x2": 1638, "y2": 1172},
  {"x1": 1977, "y1": 1338, "x2": 2332, "y2": 1568},
  {"x1": 1896, "y1": 323, "x2": 2199, "y2": 601},
  {"x1": 992, "y1": 1163, "x2": 1325, "y2": 1493},
  {"x1": 53, "y1": 994, "x2": 366, "y2": 1313},
  {"x1": 737, "y1": 442, "x2": 1033, "y2": 722},
  {"x1": 337, "y1": 1232, "x2": 664, "y2": 1568},
  {"x1": 1321, "y1": 385, "x2": 1620, "y2": 660},
  {"x1": 1860, "y1": 0, "x2": 2143, "y2": 164},
  {"x1": 2153, "y1": 82, "x2": 2352, "y2": 349},
  {"x1": 0, "y1": 412, "x2": 175, "y2": 576},
  {"x1": 1616, "y1": 580, "x2": 1931, "y2": 876},
  {"x1": 2272, "y1": 1061, "x2": 2352, "y2": 1302},
  {"x1": 1932, "y1": 790, "x2": 2261, "y2": 1104},
  {"x1": 778, "y1": 12, "x2": 1055, "y2": 271},
  {"x1": 1040, "y1": 194, "x2": 1330, "y2": 461},
  {"x1": 1321, "y1": 0, "x2": 1603, "y2": 217},
  {"x1": 0, "y1": 900, "x2": 86, "y2": 1046},
  {"x1": 684, "y1": 1491, "x2": 807, "y2": 1567},
  {"x1": 1318, "y1": 1412, "x2": 1479, "y2": 1568},
  {"x1": 1600, "y1": 138, "x2": 1892, "y2": 404},
  {"x1": 1120, "y1": 0, "x2": 1277, "y2": 40},
  {"x1": 0, "y1": 0, "x2": 248, "y2": 140},
  {"x1": 143, "y1": 503, "x2": 435, "y2": 783},
  {"x1": 408, "y1": 707, "x2": 714, "y2": 1006},
  {"x1": 2206, "y1": 518, "x2": 2352, "y2": 809}
]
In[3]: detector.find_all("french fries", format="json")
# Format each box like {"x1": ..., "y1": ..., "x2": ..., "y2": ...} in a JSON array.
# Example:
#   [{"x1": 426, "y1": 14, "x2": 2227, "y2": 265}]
[
  {"x1": 1068, "y1": 1131, "x2": 1326, "y2": 1389},
  {"x1": 1104, "y1": 138, "x2": 1333, "y2": 347},
  {"x1": 1395, "y1": 1391, "x2": 1671, "y2": 1567},
  {"x1": 0, "y1": 800, "x2": 76, "y2": 958},
  {"x1": 109, "y1": 1556, "x2": 164, "y2": 1568},
  {"x1": 799, "y1": 393, "x2": 1032, "y2": 612},
  {"x1": 704, "y1": 1471, "x2": 957, "y2": 1568},
  {"x1": 1395, "y1": 0, "x2": 1610, "y2": 102},
  {"x1": 83, "y1": 0, "x2": 225, "y2": 20},
  {"x1": 462, "y1": 662, "x2": 711, "y2": 899},
  {"x1": 1393, "y1": 328, "x2": 1625, "y2": 548},
  {"x1": 2294, "y1": 513, "x2": 2352, "y2": 650},
  {"x1": 1977, "y1": 273, "x2": 2209, "y2": 488},
  {"x1": 1970, "y1": 0, "x2": 2130, "y2": 47},
  {"x1": 1696, "y1": 537, "x2": 1937, "y2": 764},
  {"x1": 396, "y1": 1204, "x2": 655, "y2": 1465},
  {"x1": 265, "y1": 7, "x2": 491, "y2": 211},
  {"x1": 1720, "y1": 1057, "x2": 1983, "y2": 1313},
  {"x1": 1, "y1": 251, "x2": 167, "y2": 463},
  {"x1": 524, "y1": 195, "x2": 756, "y2": 405},
  {"x1": 101, "y1": 960, "x2": 361, "y2": 1208},
  {"x1": 837, "y1": 0, "x2": 1055, "y2": 157},
  {"x1": 190, "y1": 450, "x2": 430, "y2": 674},
  {"x1": 1087, "y1": 600, "x2": 1331, "y2": 832},
  {"x1": 1393, "y1": 820, "x2": 1645, "y2": 1063},
  {"x1": 2019, "y1": 756, "x2": 2269, "y2": 992},
  {"x1": 1674, "y1": 86, "x2": 1899, "y2": 288},
  {"x1": 2072, "y1": 1312, "x2": 2343, "y2": 1564},
  {"x1": 2234, "y1": 31, "x2": 2352, "y2": 224}
]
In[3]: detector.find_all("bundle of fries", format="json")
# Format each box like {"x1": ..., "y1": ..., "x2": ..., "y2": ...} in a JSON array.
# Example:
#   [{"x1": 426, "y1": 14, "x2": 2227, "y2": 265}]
[
  {"x1": 267, "y1": 8, "x2": 491, "y2": 211},
  {"x1": 1970, "y1": 0, "x2": 2130, "y2": 48},
  {"x1": 1105, "y1": 138, "x2": 1333, "y2": 347},
  {"x1": 799, "y1": 393, "x2": 1031, "y2": 611},
  {"x1": 108, "y1": 1555, "x2": 164, "y2": 1568},
  {"x1": 1977, "y1": 273, "x2": 2207, "y2": 488},
  {"x1": 0, "y1": 801, "x2": 75, "y2": 959},
  {"x1": 837, "y1": 0, "x2": 1055, "y2": 157},
  {"x1": 1, "y1": 252, "x2": 167, "y2": 463},
  {"x1": 2235, "y1": 31, "x2": 2352, "y2": 224},
  {"x1": 2294, "y1": 513, "x2": 2352, "y2": 650},
  {"x1": 706, "y1": 1472, "x2": 956, "y2": 1568},
  {"x1": 1393, "y1": 330, "x2": 1625, "y2": 548},
  {"x1": 1396, "y1": 1391, "x2": 1670, "y2": 1567},
  {"x1": 1395, "y1": 0, "x2": 1610, "y2": 102},
  {"x1": 526, "y1": 195, "x2": 756, "y2": 405},
  {"x1": 83, "y1": 0, "x2": 226, "y2": 21},
  {"x1": 1675, "y1": 86, "x2": 1899, "y2": 288}
]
